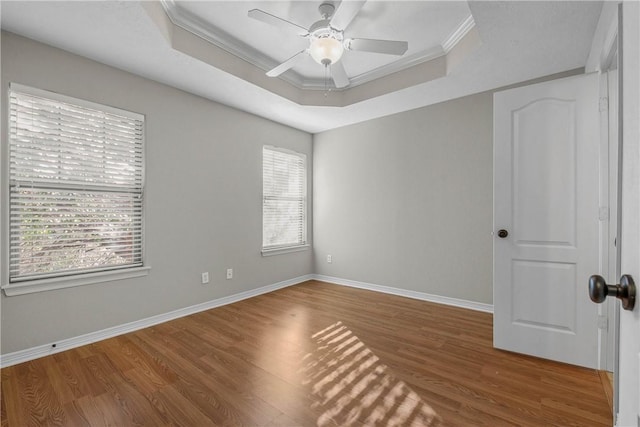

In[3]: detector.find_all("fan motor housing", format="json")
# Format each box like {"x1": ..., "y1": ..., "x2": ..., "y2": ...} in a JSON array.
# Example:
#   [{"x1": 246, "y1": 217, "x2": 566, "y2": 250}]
[{"x1": 310, "y1": 19, "x2": 341, "y2": 37}]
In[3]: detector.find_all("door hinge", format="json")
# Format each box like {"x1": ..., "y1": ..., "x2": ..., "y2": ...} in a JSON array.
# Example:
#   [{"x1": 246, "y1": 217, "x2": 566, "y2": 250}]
[
  {"x1": 597, "y1": 315, "x2": 608, "y2": 330},
  {"x1": 599, "y1": 206, "x2": 609, "y2": 221},
  {"x1": 599, "y1": 97, "x2": 609, "y2": 112}
]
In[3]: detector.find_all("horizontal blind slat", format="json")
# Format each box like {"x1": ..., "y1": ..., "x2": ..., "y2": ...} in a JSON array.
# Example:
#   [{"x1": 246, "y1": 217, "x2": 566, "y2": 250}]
[
  {"x1": 8, "y1": 86, "x2": 144, "y2": 282},
  {"x1": 9, "y1": 133, "x2": 143, "y2": 155},
  {"x1": 10, "y1": 94, "x2": 142, "y2": 128},
  {"x1": 10, "y1": 120, "x2": 143, "y2": 145}
]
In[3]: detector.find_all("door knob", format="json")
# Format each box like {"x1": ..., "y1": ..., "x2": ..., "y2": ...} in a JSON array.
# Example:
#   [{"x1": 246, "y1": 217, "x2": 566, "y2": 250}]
[
  {"x1": 588, "y1": 274, "x2": 636, "y2": 311},
  {"x1": 497, "y1": 229, "x2": 509, "y2": 238}
]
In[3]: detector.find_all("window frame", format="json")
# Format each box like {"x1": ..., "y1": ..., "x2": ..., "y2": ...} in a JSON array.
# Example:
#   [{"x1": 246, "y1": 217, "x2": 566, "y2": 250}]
[
  {"x1": 2, "y1": 83, "x2": 149, "y2": 296},
  {"x1": 261, "y1": 145, "x2": 309, "y2": 256}
]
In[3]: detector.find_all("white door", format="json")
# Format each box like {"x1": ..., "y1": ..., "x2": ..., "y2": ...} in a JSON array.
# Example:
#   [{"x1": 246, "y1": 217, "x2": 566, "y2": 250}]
[
  {"x1": 616, "y1": 2, "x2": 639, "y2": 425},
  {"x1": 494, "y1": 72, "x2": 601, "y2": 369}
]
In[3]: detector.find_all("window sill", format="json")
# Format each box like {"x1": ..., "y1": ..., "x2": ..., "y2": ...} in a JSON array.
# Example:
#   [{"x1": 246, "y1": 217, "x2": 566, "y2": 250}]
[
  {"x1": 262, "y1": 245, "x2": 310, "y2": 257},
  {"x1": 2, "y1": 266, "x2": 151, "y2": 296}
]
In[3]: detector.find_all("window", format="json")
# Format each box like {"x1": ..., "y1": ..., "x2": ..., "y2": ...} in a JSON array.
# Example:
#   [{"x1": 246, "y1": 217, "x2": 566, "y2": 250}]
[
  {"x1": 262, "y1": 146, "x2": 307, "y2": 253},
  {"x1": 6, "y1": 84, "x2": 145, "y2": 289}
]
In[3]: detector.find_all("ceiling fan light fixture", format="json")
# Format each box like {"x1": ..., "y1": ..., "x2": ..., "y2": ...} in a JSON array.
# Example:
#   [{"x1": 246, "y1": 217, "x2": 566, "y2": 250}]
[
  {"x1": 251, "y1": 0, "x2": 408, "y2": 87},
  {"x1": 309, "y1": 36, "x2": 344, "y2": 66}
]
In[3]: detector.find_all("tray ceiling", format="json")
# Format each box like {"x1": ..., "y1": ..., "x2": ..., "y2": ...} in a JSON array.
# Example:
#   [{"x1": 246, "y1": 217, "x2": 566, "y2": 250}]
[
  {"x1": 161, "y1": 1, "x2": 475, "y2": 89},
  {"x1": 0, "y1": 1, "x2": 603, "y2": 133}
]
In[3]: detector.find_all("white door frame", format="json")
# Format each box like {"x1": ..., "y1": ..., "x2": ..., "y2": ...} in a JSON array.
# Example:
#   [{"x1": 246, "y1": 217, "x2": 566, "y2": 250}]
[
  {"x1": 587, "y1": 3, "x2": 640, "y2": 425},
  {"x1": 616, "y1": 3, "x2": 640, "y2": 425},
  {"x1": 596, "y1": 69, "x2": 618, "y2": 373},
  {"x1": 588, "y1": 1, "x2": 621, "y2": 374}
]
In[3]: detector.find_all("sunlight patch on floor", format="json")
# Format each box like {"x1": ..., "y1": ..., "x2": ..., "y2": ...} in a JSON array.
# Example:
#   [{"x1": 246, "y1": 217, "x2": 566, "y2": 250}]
[{"x1": 301, "y1": 321, "x2": 441, "y2": 426}]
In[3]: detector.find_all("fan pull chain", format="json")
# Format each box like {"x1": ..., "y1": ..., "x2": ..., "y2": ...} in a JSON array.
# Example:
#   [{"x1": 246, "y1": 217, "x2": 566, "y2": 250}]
[{"x1": 324, "y1": 64, "x2": 329, "y2": 97}]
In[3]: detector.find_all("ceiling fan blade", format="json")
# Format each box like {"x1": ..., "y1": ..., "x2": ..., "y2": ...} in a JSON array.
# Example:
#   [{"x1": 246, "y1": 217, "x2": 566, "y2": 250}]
[
  {"x1": 266, "y1": 50, "x2": 308, "y2": 77},
  {"x1": 248, "y1": 9, "x2": 308, "y2": 36},
  {"x1": 346, "y1": 38, "x2": 408, "y2": 55},
  {"x1": 330, "y1": 0, "x2": 366, "y2": 31},
  {"x1": 331, "y1": 61, "x2": 350, "y2": 89}
]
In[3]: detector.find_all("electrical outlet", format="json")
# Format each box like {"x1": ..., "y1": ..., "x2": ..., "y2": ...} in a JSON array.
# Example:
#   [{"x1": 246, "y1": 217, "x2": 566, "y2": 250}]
[
  {"x1": 327, "y1": 254, "x2": 332, "y2": 263},
  {"x1": 201, "y1": 272, "x2": 209, "y2": 284},
  {"x1": 226, "y1": 268, "x2": 233, "y2": 279}
]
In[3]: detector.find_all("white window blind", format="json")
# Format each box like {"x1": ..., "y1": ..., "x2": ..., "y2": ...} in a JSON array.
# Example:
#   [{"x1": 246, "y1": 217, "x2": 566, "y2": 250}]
[
  {"x1": 8, "y1": 84, "x2": 145, "y2": 282},
  {"x1": 262, "y1": 146, "x2": 307, "y2": 250}
]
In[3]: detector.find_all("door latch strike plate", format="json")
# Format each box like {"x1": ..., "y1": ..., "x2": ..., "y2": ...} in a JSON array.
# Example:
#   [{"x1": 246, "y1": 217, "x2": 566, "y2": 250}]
[{"x1": 597, "y1": 315, "x2": 608, "y2": 330}]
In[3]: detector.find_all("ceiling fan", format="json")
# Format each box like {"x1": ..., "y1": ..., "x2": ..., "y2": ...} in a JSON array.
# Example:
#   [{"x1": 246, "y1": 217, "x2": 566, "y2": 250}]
[{"x1": 248, "y1": 1, "x2": 409, "y2": 89}]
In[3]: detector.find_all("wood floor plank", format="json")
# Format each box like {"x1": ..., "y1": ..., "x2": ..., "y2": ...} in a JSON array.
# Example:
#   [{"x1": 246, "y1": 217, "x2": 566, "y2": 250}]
[
  {"x1": 15, "y1": 361, "x2": 67, "y2": 426},
  {"x1": 1, "y1": 369, "x2": 28, "y2": 426},
  {"x1": 0, "y1": 384, "x2": 8, "y2": 427},
  {"x1": 1, "y1": 280, "x2": 612, "y2": 426},
  {"x1": 72, "y1": 395, "x2": 111, "y2": 427}
]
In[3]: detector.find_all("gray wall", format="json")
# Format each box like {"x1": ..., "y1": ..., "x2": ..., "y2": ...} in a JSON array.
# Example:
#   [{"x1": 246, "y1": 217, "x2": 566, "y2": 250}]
[
  {"x1": 0, "y1": 32, "x2": 581, "y2": 356},
  {"x1": 313, "y1": 93, "x2": 494, "y2": 304},
  {"x1": 0, "y1": 32, "x2": 313, "y2": 354}
]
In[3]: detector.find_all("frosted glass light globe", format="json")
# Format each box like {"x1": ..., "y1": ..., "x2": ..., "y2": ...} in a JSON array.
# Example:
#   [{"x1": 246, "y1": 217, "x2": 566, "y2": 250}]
[{"x1": 309, "y1": 37, "x2": 344, "y2": 65}]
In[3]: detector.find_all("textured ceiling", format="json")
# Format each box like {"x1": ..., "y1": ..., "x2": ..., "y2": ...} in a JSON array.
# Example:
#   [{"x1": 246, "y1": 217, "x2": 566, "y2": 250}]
[{"x1": 0, "y1": 1, "x2": 603, "y2": 133}]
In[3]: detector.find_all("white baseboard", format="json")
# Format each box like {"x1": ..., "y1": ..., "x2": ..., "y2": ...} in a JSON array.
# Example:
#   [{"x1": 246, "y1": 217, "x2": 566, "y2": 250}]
[
  {"x1": 1, "y1": 273, "x2": 491, "y2": 368},
  {"x1": 312, "y1": 274, "x2": 494, "y2": 313},
  {"x1": 0, "y1": 274, "x2": 313, "y2": 368}
]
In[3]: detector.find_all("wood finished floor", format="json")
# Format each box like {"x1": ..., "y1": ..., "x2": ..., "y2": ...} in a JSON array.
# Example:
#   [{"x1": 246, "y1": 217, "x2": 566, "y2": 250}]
[{"x1": 1, "y1": 280, "x2": 612, "y2": 426}]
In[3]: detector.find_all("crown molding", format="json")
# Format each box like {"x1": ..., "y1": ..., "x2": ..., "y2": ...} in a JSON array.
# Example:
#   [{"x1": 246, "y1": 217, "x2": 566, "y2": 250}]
[
  {"x1": 348, "y1": 46, "x2": 445, "y2": 89},
  {"x1": 442, "y1": 14, "x2": 476, "y2": 53},
  {"x1": 160, "y1": 0, "x2": 310, "y2": 89},
  {"x1": 159, "y1": 1, "x2": 475, "y2": 92},
  {"x1": 161, "y1": 0, "x2": 268, "y2": 67}
]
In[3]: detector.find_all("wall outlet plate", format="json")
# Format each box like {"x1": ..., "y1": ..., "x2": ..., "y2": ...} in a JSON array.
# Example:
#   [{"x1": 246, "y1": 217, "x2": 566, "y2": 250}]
[
  {"x1": 226, "y1": 268, "x2": 233, "y2": 279},
  {"x1": 327, "y1": 254, "x2": 332, "y2": 263},
  {"x1": 201, "y1": 272, "x2": 209, "y2": 284}
]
